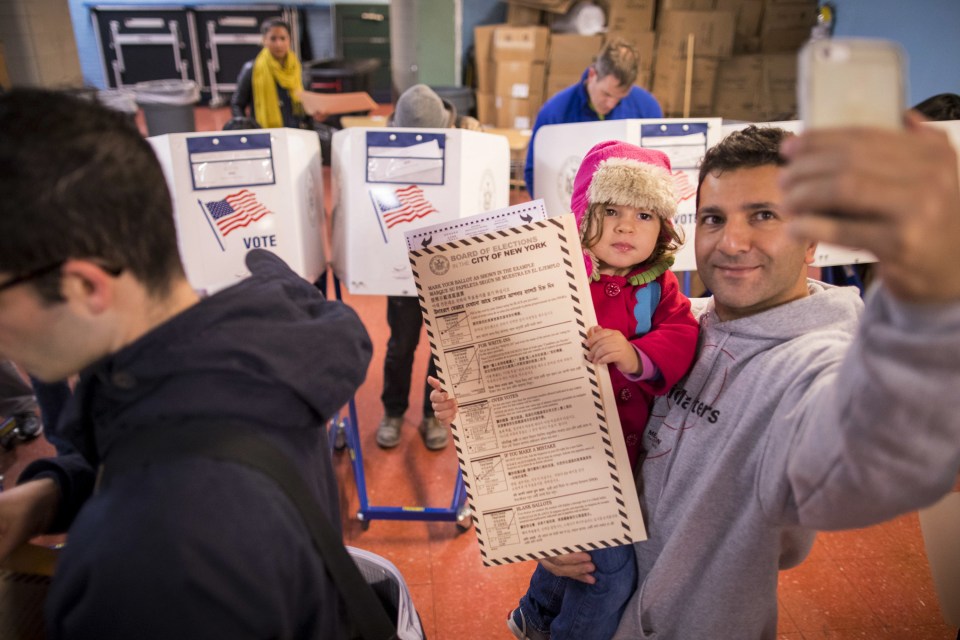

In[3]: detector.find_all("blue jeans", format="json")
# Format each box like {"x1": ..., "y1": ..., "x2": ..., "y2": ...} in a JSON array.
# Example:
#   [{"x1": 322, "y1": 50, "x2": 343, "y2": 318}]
[{"x1": 520, "y1": 544, "x2": 637, "y2": 640}]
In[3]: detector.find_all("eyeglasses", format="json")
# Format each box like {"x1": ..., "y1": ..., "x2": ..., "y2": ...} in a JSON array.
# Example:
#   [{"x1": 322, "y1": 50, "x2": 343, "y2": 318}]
[
  {"x1": 0, "y1": 261, "x2": 67, "y2": 294},
  {"x1": 0, "y1": 261, "x2": 123, "y2": 294}
]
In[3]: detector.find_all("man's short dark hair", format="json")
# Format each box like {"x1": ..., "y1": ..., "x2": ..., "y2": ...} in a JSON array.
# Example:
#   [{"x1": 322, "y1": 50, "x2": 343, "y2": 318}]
[
  {"x1": 593, "y1": 39, "x2": 639, "y2": 88},
  {"x1": 696, "y1": 125, "x2": 792, "y2": 208},
  {"x1": 0, "y1": 89, "x2": 185, "y2": 301},
  {"x1": 260, "y1": 17, "x2": 291, "y2": 36},
  {"x1": 913, "y1": 93, "x2": 960, "y2": 122}
]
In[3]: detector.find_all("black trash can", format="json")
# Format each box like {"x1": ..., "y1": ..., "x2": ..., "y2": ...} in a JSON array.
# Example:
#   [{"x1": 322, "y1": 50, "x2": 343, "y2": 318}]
[{"x1": 134, "y1": 80, "x2": 200, "y2": 136}]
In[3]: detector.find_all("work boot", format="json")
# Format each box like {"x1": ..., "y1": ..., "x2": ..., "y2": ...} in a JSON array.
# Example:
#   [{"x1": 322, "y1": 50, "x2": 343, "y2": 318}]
[
  {"x1": 418, "y1": 415, "x2": 448, "y2": 450},
  {"x1": 376, "y1": 415, "x2": 403, "y2": 449}
]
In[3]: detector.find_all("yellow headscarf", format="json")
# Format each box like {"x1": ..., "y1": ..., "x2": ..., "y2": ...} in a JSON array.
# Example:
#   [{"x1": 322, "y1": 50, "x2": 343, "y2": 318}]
[{"x1": 251, "y1": 46, "x2": 304, "y2": 128}]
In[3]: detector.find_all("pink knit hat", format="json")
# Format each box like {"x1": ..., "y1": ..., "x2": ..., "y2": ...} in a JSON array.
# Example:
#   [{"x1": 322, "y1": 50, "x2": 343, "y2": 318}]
[{"x1": 570, "y1": 140, "x2": 678, "y2": 278}]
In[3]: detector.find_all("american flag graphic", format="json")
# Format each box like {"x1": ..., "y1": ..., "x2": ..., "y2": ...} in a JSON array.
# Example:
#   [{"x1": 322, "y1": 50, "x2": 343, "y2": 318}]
[
  {"x1": 671, "y1": 171, "x2": 697, "y2": 203},
  {"x1": 204, "y1": 190, "x2": 273, "y2": 237},
  {"x1": 370, "y1": 185, "x2": 438, "y2": 229}
]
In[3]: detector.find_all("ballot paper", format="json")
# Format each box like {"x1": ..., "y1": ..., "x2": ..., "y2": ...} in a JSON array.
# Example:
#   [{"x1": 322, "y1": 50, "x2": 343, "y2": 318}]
[{"x1": 406, "y1": 207, "x2": 645, "y2": 566}]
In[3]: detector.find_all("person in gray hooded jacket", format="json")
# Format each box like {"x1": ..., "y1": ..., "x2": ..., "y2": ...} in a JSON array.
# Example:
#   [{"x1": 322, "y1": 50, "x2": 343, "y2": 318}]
[{"x1": 432, "y1": 119, "x2": 960, "y2": 639}]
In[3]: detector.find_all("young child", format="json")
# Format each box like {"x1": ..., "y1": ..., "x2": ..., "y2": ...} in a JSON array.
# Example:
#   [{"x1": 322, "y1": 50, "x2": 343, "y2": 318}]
[{"x1": 430, "y1": 140, "x2": 699, "y2": 640}]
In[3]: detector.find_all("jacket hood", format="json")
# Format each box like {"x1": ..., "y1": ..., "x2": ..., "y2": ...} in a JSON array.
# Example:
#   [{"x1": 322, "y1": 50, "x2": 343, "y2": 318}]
[
  {"x1": 65, "y1": 250, "x2": 371, "y2": 460},
  {"x1": 698, "y1": 280, "x2": 863, "y2": 341}
]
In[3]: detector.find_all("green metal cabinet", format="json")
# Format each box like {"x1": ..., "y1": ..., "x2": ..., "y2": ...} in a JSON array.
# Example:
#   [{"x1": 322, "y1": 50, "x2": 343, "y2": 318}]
[{"x1": 334, "y1": 3, "x2": 391, "y2": 102}]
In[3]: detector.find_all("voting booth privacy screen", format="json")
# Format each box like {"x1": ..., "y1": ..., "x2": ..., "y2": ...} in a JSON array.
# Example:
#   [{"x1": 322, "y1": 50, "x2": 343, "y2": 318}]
[
  {"x1": 330, "y1": 128, "x2": 511, "y2": 297},
  {"x1": 150, "y1": 128, "x2": 325, "y2": 293},
  {"x1": 533, "y1": 118, "x2": 878, "y2": 270}
]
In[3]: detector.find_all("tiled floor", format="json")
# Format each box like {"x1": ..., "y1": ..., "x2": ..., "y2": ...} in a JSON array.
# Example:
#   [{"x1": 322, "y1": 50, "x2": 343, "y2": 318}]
[{"x1": 2, "y1": 104, "x2": 956, "y2": 639}]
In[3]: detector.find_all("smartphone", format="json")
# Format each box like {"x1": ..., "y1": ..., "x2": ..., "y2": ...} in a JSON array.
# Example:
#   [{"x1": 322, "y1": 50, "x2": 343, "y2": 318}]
[{"x1": 798, "y1": 38, "x2": 907, "y2": 130}]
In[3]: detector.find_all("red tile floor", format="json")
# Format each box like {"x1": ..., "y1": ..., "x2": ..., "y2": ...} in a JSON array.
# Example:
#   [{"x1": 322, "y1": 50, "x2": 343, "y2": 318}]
[{"x1": 1, "y1": 104, "x2": 956, "y2": 639}]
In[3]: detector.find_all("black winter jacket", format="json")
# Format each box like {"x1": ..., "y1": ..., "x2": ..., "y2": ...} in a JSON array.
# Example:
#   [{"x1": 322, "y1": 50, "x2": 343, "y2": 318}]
[{"x1": 21, "y1": 250, "x2": 372, "y2": 639}]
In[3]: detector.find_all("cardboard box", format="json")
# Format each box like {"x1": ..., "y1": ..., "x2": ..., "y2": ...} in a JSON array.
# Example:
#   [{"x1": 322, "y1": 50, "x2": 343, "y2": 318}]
[
  {"x1": 330, "y1": 128, "x2": 510, "y2": 296},
  {"x1": 759, "y1": 1, "x2": 816, "y2": 51},
  {"x1": 759, "y1": 26, "x2": 811, "y2": 52},
  {"x1": 761, "y1": 2, "x2": 818, "y2": 31},
  {"x1": 715, "y1": 0, "x2": 763, "y2": 40},
  {"x1": 604, "y1": 0, "x2": 656, "y2": 34},
  {"x1": 505, "y1": 0, "x2": 579, "y2": 13},
  {"x1": 474, "y1": 24, "x2": 500, "y2": 94},
  {"x1": 495, "y1": 95, "x2": 539, "y2": 130},
  {"x1": 658, "y1": 0, "x2": 717, "y2": 11},
  {"x1": 738, "y1": 35, "x2": 762, "y2": 53},
  {"x1": 713, "y1": 54, "x2": 764, "y2": 120},
  {"x1": 657, "y1": 10, "x2": 736, "y2": 59},
  {"x1": 492, "y1": 26, "x2": 551, "y2": 62},
  {"x1": 476, "y1": 91, "x2": 497, "y2": 126},
  {"x1": 712, "y1": 53, "x2": 796, "y2": 120},
  {"x1": 548, "y1": 34, "x2": 604, "y2": 76},
  {"x1": 652, "y1": 54, "x2": 720, "y2": 116},
  {"x1": 150, "y1": 129, "x2": 326, "y2": 293},
  {"x1": 495, "y1": 60, "x2": 547, "y2": 105},
  {"x1": 507, "y1": 4, "x2": 544, "y2": 25},
  {"x1": 762, "y1": 52, "x2": 797, "y2": 118}
]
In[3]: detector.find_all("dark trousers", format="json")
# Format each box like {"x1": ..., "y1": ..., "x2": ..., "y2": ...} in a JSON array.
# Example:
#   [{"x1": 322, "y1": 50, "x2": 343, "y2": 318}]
[{"x1": 381, "y1": 296, "x2": 436, "y2": 418}]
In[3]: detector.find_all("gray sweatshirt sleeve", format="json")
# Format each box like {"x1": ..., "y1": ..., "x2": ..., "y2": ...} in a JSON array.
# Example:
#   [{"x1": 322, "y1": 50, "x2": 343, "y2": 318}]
[{"x1": 775, "y1": 285, "x2": 960, "y2": 530}]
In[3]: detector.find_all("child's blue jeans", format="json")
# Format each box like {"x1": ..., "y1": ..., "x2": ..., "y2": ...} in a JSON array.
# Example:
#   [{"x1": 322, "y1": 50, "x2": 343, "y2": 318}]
[{"x1": 519, "y1": 544, "x2": 637, "y2": 640}]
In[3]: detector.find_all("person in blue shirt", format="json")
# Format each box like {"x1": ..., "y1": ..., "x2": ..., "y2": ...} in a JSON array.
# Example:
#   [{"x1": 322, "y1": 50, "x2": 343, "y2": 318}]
[{"x1": 524, "y1": 39, "x2": 662, "y2": 197}]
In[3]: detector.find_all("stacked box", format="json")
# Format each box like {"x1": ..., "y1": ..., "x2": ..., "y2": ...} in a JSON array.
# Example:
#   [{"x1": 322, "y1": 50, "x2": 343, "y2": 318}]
[
  {"x1": 652, "y1": 10, "x2": 735, "y2": 116},
  {"x1": 474, "y1": 24, "x2": 550, "y2": 129},
  {"x1": 491, "y1": 26, "x2": 551, "y2": 129},
  {"x1": 504, "y1": 0, "x2": 579, "y2": 12},
  {"x1": 657, "y1": 0, "x2": 718, "y2": 16},
  {"x1": 479, "y1": 0, "x2": 816, "y2": 124},
  {"x1": 507, "y1": 4, "x2": 544, "y2": 26},
  {"x1": 762, "y1": 52, "x2": 797, "y2": 118},
  {"x1": 475, "y1": 24, "x2": 550, "y2": 129},
  {"x1": 474, "y1": 24, "x2": 498, "y2": 96},
  {"x1": 713, "y1": 52, "x2": 797, "y2": 121},
  {"x1": 495, "y1": 60, "x2": 547, "y2": 106},
  {"x1": 759, "y1": 0, "x2": 818, "y2": 52},
  {"x1": 715, "y1": 0, "x2": 764, "y2": 52},
  {"x1": 713, "y1": 54, "x2": 764, "y2": 120},
  {"x1": 604, "y1": 0, "x2": 656, "y2": 34},
  {"x1": 545, "y1": 34, "x2": 603, "y2": 100}
]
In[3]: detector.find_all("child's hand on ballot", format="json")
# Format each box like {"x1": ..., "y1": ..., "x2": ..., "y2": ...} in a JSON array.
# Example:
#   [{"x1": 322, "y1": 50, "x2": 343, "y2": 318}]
[
  {"x1": 585, "y1": 326, "x2": 641, "y2": 376},
  {"x1": 427, "y1": 376, "x2": 459, "y2": 426}
]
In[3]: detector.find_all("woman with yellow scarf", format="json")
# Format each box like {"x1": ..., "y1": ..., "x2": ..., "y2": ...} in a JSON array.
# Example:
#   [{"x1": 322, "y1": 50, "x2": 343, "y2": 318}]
[{"x1": 231, "y1": 18, "x2": 305, "y2": 129}]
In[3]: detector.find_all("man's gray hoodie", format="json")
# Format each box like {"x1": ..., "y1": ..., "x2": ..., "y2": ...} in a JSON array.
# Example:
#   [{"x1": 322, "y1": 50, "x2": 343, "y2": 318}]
[{"x1": 612, "y1": 280, "x2": 960, "y2": 639}]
